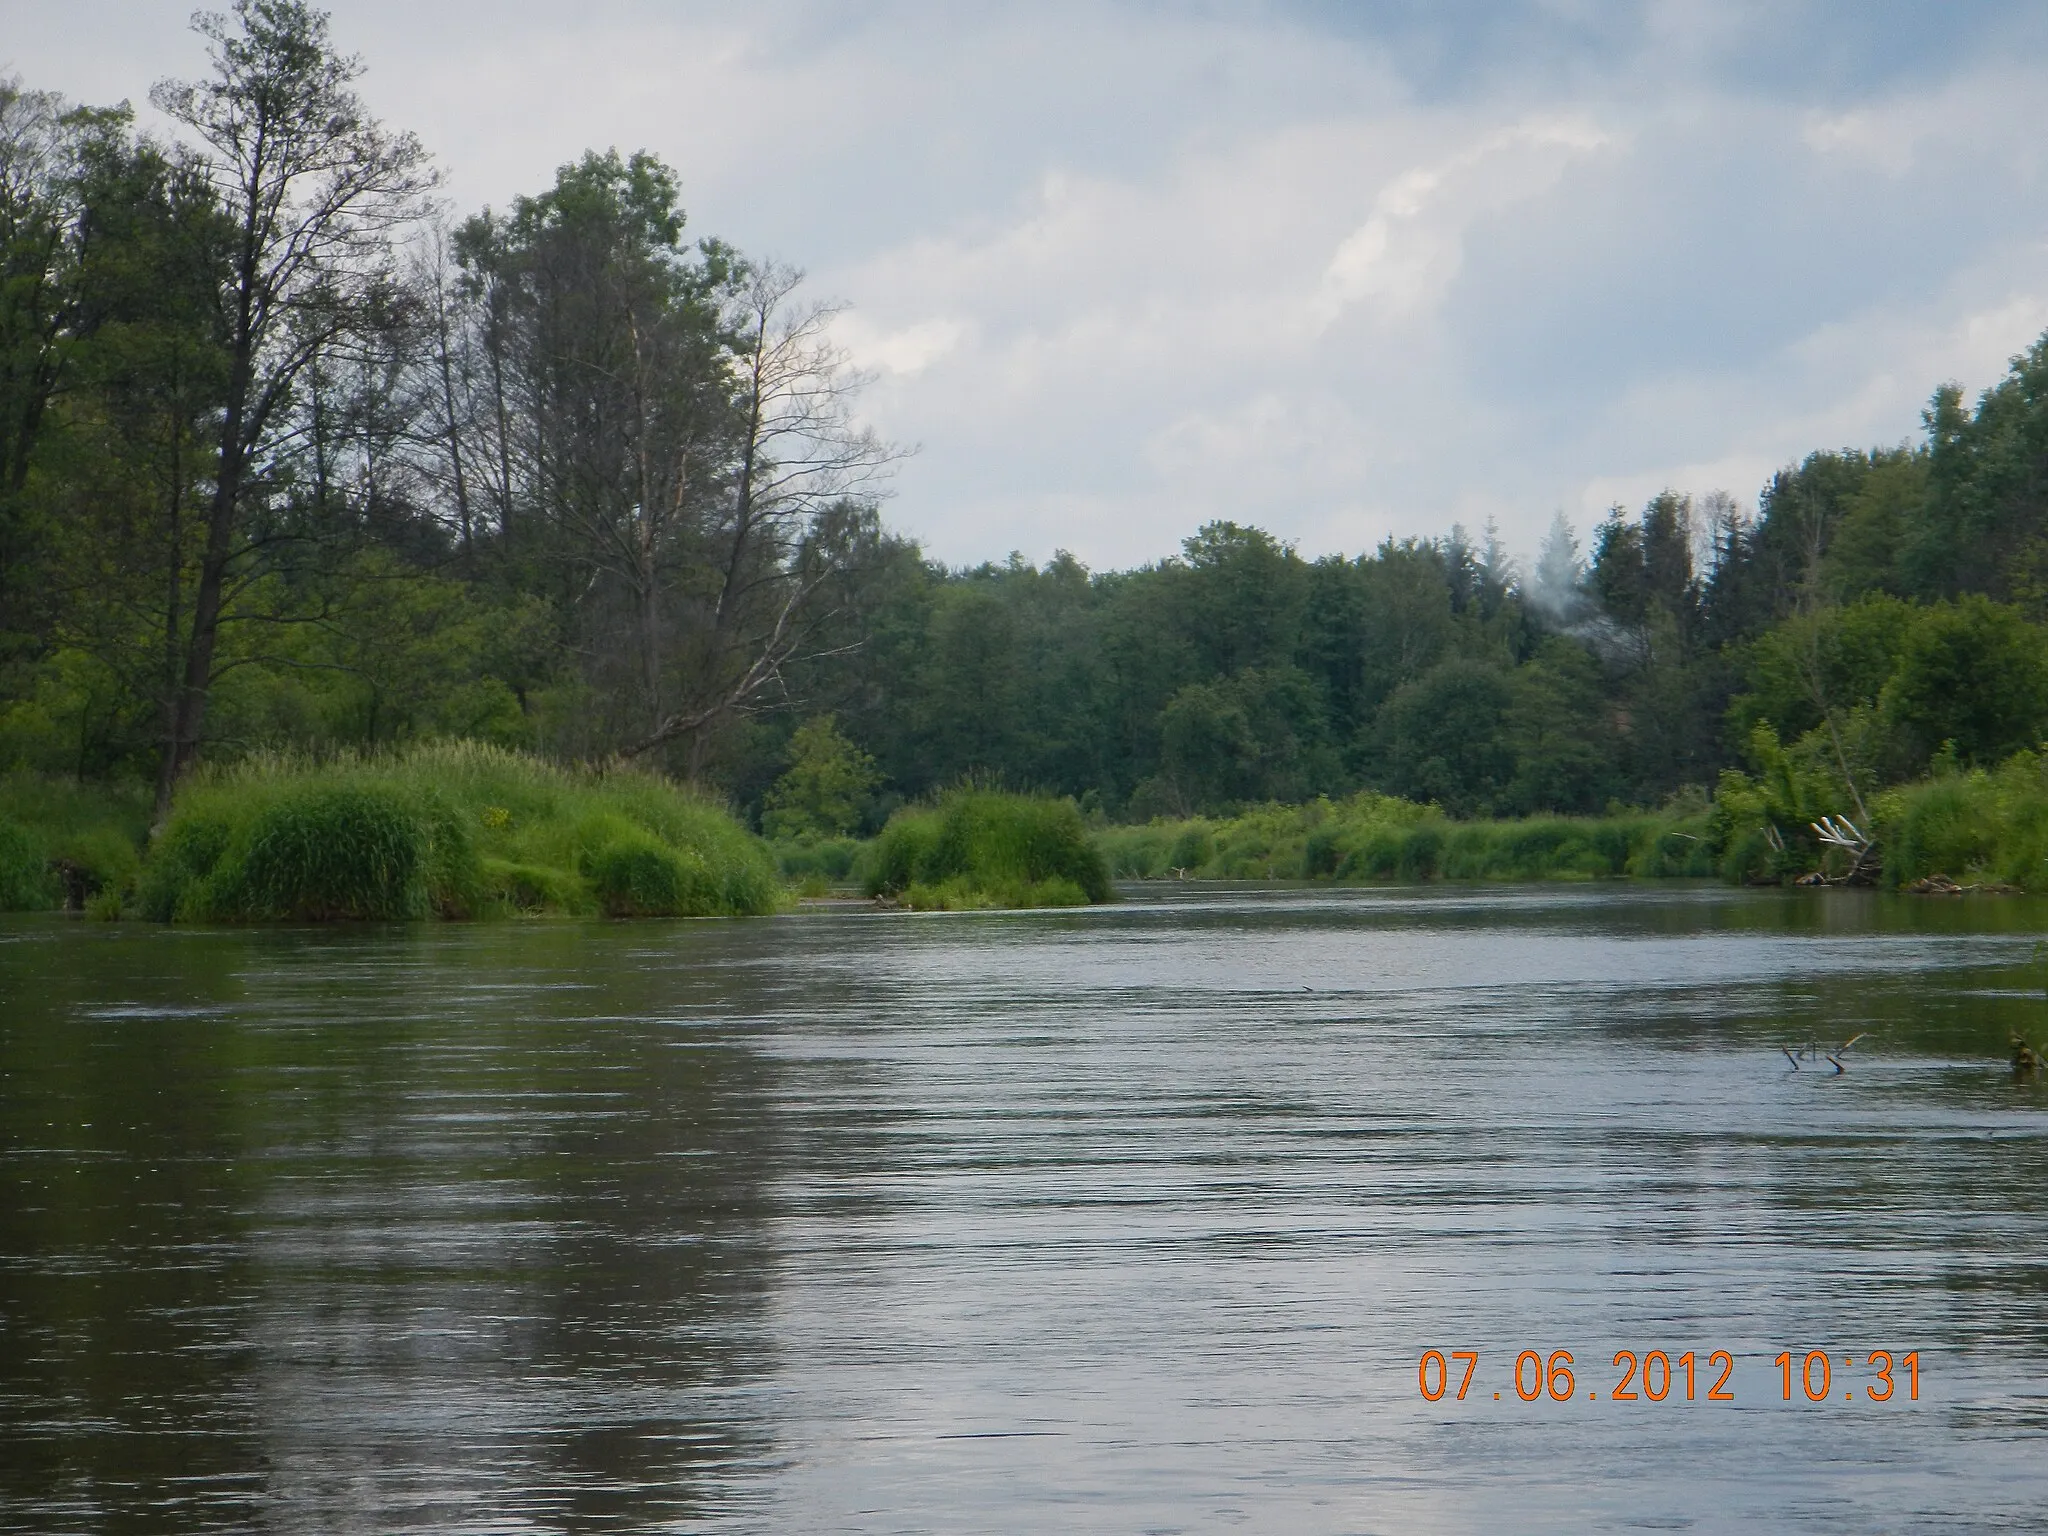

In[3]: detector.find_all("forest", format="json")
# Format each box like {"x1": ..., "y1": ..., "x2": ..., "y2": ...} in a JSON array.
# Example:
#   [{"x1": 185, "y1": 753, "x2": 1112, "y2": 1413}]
[{"x1": 5, "y1": 1, "x2": 2048, "y2": 909}]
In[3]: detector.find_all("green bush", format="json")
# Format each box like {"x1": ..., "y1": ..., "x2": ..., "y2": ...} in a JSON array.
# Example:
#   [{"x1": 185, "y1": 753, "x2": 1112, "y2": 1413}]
[
  {"x1": 138, "y1": 742, "x2": 779, "y2": 922},
  {"x1": 1875, "y1": 753, "x2": 2048, "y2": 889},
  {"x1": 581, "y1": 831, "x2": 708, "y2": 917},
  {"x1": 865, "y1": 790, "x2": 1112, "y2": 908}
]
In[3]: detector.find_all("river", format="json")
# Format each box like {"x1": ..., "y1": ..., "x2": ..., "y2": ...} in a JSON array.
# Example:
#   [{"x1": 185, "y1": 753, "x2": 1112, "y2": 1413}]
[{"x1": 3, "y1": 885, "x2": 2046, "y2": 1532}]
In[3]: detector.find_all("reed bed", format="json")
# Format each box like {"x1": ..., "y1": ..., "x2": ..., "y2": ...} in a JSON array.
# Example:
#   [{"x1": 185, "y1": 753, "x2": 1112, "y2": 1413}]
[
  {"x1": 863, "y1": 789, "x2": 1114, "y2": 909},
  {"x1": 1097, "y1": 793, "x2": 1720, "y2": 884},
  {"x1": 137, "y1": 742, "x2": 780, "y2": 922}
]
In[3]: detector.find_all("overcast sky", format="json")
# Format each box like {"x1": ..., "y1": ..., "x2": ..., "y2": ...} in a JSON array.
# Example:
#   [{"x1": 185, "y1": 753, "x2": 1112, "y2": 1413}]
[{"x1": 7, "y1": 1, "x2": 2047, "y2": 570}]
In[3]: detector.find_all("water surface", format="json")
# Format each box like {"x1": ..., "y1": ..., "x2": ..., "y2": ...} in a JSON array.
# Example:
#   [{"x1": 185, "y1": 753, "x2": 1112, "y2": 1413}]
[{"x1": 4, "y1": 885, "x2": 2046, "y2": 1532}]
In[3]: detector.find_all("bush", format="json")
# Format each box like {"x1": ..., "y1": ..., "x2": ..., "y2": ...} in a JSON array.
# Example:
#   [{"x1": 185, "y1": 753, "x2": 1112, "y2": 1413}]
[
  {"x1": 139, "y1": 742, "x2": 780, "y2": 922},
  {"x1": 865, "y1": 790, "x2": 1112, "y2": 907},
  {"x1": 1876, "y1": 753, "x2": 2048, "y2": 889},
  {"x1": 581, "y1": 830, "x2": 711, "y2": 917}
]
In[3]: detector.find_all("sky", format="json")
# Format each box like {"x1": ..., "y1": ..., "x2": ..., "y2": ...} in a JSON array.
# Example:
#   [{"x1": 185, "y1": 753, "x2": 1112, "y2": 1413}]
[{"x1": 6, "y1": 0, "x2": 2048, "y2": 571}]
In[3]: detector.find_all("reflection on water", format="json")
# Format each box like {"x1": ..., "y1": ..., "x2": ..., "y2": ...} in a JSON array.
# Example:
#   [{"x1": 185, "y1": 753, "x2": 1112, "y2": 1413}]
[{"x1": 3, "y1": 886, "x2": 2046, "y2": 1532}]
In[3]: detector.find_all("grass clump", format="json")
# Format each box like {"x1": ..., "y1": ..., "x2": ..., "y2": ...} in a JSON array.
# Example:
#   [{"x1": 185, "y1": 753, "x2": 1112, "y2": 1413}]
[
  {"x1": 140, "y1": 742, "x2": 780, "y2": 923},
  {"x1": 863, "y1": 789, "x2": 1113, "y2": 909}
]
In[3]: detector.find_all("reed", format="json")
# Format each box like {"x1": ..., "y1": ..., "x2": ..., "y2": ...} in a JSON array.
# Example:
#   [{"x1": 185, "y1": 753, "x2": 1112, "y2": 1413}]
[
  {"x1": 138, "y1": 742, "x2": 780, "y2": 922},
  {"x1": 1874, "y1": 752, "x2": 2048, "y2": 890},
  {"x1": 863, "y1": 789, "x2": 1113, "y2": 908},
  {"x1": 1099, "y1": 792, "x2": 1720, "y2": 884}
]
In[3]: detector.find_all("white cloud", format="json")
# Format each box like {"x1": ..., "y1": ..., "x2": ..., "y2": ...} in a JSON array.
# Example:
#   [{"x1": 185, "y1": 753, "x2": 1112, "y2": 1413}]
[
  {"x1": 9, "y1": 1, "x2": 2048, "y2": 572},
  {"x1": 1314, "y1": 117, "x2": 1614, "y2": 328},
  {"x1": 831, "y1": 315, "x2": 965, "y2": 378}
]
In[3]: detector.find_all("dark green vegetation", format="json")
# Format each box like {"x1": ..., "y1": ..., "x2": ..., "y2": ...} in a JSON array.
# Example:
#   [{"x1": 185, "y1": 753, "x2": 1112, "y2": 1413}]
[
  {"x1": 863, "y1": 790, "x2": 1113, "y2": 909},
  {"x1": 4, "y1": 3, "x2": 2048, "y2": 918}
]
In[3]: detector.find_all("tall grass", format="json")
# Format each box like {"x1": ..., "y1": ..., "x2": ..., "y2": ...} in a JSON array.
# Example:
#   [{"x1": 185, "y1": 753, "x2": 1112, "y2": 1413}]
[
  {"x1": 1874, "y1": 752, "x2": 2048, "y2": 889},
  {"x1": 863, "y1": 789, "x2": 1113, "y2": 909},
  {"x1": 139, "y1": 742, "x2": 781, "y2": 922},
  {"x1": 0, "y1": 774, "x2": 149, "y2": 911},
  {"x1": 1099, "y1": 792, "x2": 1721, "y2": 883}
]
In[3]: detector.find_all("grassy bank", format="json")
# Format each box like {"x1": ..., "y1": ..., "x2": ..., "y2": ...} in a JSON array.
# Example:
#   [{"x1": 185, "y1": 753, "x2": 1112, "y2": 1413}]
[
  {"x1": 1097, "y1": 792, "x2": 1720, "y2": 883},
  {"x1": 1101, "y1": 751, "x2": 2048, "y2": 893},
  {"x1": 862, "y1": 789, "x2": 1114, "y2": 909},
  {"x1": 11, "y1": 748, "x2": 2048, "y2": 920},
  {"x1": 122, "y1": 743, "x2": 781, "y2": 922}
]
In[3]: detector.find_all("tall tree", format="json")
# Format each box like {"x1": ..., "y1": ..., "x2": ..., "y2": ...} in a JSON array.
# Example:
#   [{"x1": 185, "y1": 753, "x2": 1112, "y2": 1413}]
[
  {"x1": 148, "y1": 0, "x2": 432, "y2": 817},
  {"x1": 0, "y1": 80, "x2": 82, "y2": 657}
]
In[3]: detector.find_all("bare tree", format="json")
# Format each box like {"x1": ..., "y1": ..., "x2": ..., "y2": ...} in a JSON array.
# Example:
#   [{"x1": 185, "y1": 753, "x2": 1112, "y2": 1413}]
[{"x1": 624, "y1": 261, "x2": 902, "y2": 771}]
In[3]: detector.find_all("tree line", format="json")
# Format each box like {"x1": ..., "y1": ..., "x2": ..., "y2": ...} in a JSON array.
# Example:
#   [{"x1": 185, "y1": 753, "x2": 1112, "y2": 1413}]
[{"x1": 4, "y1": 1, "x2": 2047, "y2": 839}]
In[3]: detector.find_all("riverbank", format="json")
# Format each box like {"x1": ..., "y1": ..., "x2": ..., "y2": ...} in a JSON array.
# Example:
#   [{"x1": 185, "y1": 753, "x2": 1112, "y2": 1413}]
[
  {"x1": 7, "y1": 744, "x2": 2044, "y2": 918},
  {"x1": 0, "y1": 744, "x2": 781, "y2": 920},
  {"x1": 1087, "y1": 752, "x2": 2048, "y2": 892}
]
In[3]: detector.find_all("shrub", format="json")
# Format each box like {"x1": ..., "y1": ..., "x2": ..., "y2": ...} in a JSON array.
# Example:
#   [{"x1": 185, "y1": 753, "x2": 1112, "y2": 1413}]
[
  {"x1": 0, "y1": 775, "x2": 149, "y2": 911},
  {"x1": 581, "y1": 830, "x2": 712, "y2": 917},
  {"x1": 866, "y1": 790, "x2": 1112, "y2": 907},
  {"x1": 773, "y1": 835, "x2": 862, "y2": 884}
]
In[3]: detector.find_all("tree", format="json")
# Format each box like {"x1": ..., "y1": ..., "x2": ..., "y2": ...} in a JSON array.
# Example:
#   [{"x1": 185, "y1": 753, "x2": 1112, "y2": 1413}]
[
  {"x1": 457, "y1": 155, "x2": 897, "y2": 773},
  {"x1": 1365, "y1": 657, "x2": 1516, "y2": 815},
  {"x1": 760, "y1": 714, "x2": 877, "y2": 839},
  {"x1": 35, "y1": 110, "x2": 233, "y2": 780},
  {"x1": 0, "y1": 79, "x2": 83, "y2": 659},
  {"x1": 148, "y1": 0, "x2": 433, "y2": 817},
  {"x1": 1528, "y1": 511, "x2": 1588, "y2": 627},
  {"x1": 1881, "y1": 597, "x2": 2048, "y2": 765},
  {"x1": 627, "y1": 260, "x2": 899, "y2": 772}
]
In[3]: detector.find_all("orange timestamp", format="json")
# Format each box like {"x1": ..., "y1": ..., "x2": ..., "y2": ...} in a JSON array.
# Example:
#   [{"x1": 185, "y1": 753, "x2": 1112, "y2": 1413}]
[{"x1": 1417, "y1": 1348, "x2": 1921, "y2": 1404}]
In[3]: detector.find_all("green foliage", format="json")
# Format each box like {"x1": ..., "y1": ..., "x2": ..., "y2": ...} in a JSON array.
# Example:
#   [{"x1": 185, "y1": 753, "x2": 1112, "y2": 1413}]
[
  {"x1": 1365, "y1": 658, "x2": 1517, "y2": 816},
  {"x1": 1906, "y1": 332, "x2": 2048, "y2": 601},
  {"x1": 138, "y1": 742, "x2": 779, "y2": 922},
  {"x1": 16, "y1": 8, "x2": 2048, "y2": 861},
  {"x1": 0, "y1": 774, "x2": 149, "y2": 909},
  {"x1": 1103, "y1": 792, "x2": 1717, "y2": 884},
  {"x1": 773, "y1": 836, "x2": 861, "y2": 884},
  {"x1": 0, "y1": 819, "x2": 55, "y2": 910},
  {"x1": 218, "y1": 784, "x2": 437, "y2": 921},
  {"x1": 1874, "y1": 752, "x2": 2048, "y2": 891},
  {"x1": 864, "y1": 789, "x2": 1113, "y2": 908},
  {"x1": 761, "y1": 716, "x2": 879, "y2": 840},
  {"x1": 1880, "y1": 596, "x2": 2048, "y2": 764}
]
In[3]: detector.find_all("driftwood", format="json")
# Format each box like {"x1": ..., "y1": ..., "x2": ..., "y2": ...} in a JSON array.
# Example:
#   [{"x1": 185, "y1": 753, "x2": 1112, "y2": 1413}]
[
  {"x1": 1796, "y1": 815, "x2": 1881, "y2": 887},
  {"x1": 1907, "y1": 874, "x2": 2019, "y2": 896}
]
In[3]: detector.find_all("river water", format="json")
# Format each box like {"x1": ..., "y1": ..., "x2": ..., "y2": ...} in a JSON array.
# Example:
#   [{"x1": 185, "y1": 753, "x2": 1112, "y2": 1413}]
[{"x1": 3, "y1": 885, "x2": 2046, "y2": 1533}]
